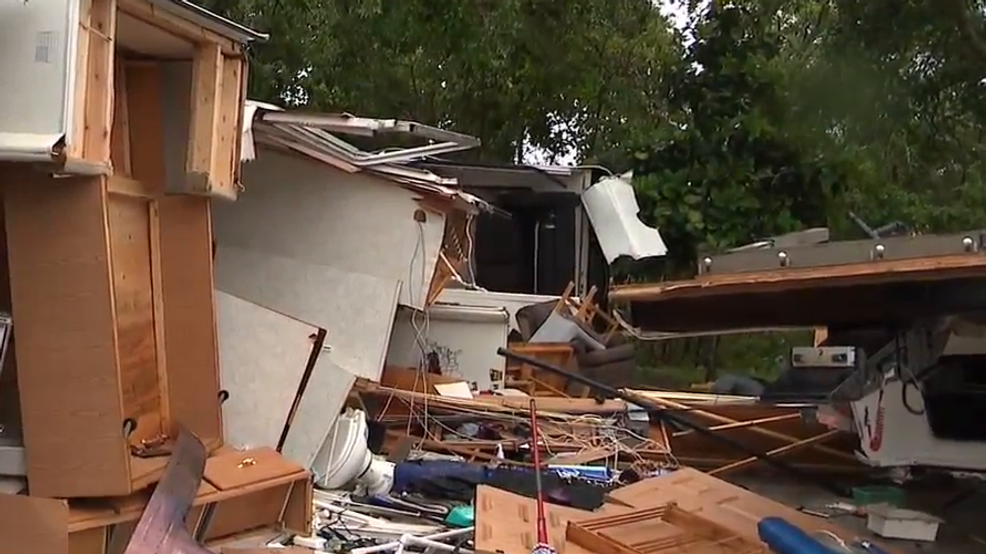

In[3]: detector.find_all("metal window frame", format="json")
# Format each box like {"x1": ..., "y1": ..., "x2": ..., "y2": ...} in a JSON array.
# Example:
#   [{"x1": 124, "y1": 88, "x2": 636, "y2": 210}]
[
  {"x1": 697, "y1": 231, "x2": 986, "y2": 276},
  {"x1": 258, "y1": 111, "x2": 480, "y2": 166}
]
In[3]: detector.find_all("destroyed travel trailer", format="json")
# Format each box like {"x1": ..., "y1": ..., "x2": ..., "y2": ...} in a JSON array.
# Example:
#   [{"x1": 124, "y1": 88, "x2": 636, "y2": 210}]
[
  {"x1": 414, "y1": 161, "x2": 669, "y2": 298},
  {"x1": 611, "y1": 225, "x2": 986, "y2": 476},
  {"x1": 0, "y1": 2, "x2": 980, "y2": 554}
]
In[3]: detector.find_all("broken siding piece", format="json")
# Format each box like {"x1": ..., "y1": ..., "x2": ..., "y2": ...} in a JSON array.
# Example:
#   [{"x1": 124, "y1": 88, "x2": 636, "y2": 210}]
[
  {"x1": 220, "y1": 149, "x2": 444, "y2": 309},
  {"x1": 214, "y1": 245, "x2": 399, "y2": 380},
  {"x1": 216, "y1": 291, "x2": 318, "y2": 451},
  {"x1": 280, "y1": 355, "x2": 356, "y2": 471}
]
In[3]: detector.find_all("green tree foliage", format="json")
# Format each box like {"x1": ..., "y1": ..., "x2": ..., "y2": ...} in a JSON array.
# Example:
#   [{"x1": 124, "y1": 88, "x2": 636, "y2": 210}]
[
  {"x1": 197, "y1": 0, "x2": 675, "y2": 163},
  {"x1": 796, "y1": 0, "x2": 986, "y2": 234},
  {"x1": 200, "y1": 0, "x2": 986, "y2": 267},
  {"x1": 625, "y1": 0, "x2": 986, "y2": 273},
  {"x1": 630, "y1": 4, "x2": 849, "y2": 270}
]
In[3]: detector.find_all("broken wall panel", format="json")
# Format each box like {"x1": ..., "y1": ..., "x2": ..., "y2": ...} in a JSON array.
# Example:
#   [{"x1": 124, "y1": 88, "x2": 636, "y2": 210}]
[
  {"x1": 386, "y1": 304, "x2": 509, "y2": 391},
  {"x1": 215, "y1": 245, "x2": 399, "y2": 380},
  {"x1": 215, "y1": 149, "x2": 444, "y2": 310},
  {"x1": 216, "y1": 291, "x2": 317, "y2": 451},
  {"x1": 280, "y1": 355, "x2": 355, "y2": 470}
]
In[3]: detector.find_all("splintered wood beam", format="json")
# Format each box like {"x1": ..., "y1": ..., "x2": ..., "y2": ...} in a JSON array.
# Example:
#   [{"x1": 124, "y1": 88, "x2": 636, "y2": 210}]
[
  {"x1": 108, "y1": 175, "x2": 156, "y2": 199},
  {"x1": 69, "y1": 0, "x2": 94, "y2": 159},
  {"x1": 230, "y1": 60, "x2": 249, "y2": 186},
  {"x1": 185, "y1": 44, "x2": 223, "y2": 197},
  {"x1": 186, "y1": 48, "x2": 244, "y2": 200},
  {"x1": 217, "y1": 54, "x2": 245, "y2": 195},
  {"x1": 82, "y1": 0, "x2": 118, "y2": 163},
  {"x1": 111, "y1": 59, "x2": 133, "y2": 176}
]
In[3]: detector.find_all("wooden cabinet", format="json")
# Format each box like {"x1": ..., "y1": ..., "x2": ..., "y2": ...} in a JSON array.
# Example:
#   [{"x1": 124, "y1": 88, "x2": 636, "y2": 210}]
[
  {"x1": 0, "y1": 0, "x2": 259, "y2": 497},
  {"x1": 4, "y1": 175, "x2": 222, "y2": 497}
]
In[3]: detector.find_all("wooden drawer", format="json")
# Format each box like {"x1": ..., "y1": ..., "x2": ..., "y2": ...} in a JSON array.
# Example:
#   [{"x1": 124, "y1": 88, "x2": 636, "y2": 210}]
[{"x1": 0, "y1": 449, "x2": 314, "y2": 554}]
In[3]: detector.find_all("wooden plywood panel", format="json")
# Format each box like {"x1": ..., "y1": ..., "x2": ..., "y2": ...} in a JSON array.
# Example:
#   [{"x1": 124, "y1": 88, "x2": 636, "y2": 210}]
[
  {"x1": 69, "y1": 527, "x2": 106, "y2": 554},
  {"x1": 125, "y1": 62, "x2": 167, "y2": 192},
  {"x1": 608, "y1": 469, "x2": 904, "y2": 554},
  {"x1": 108, "y1": 194, "x2": 162, "y2": 443},
  {"x1": 158, "y1": 195, "x2": 222, "y2": 443},
  {"x1": 214, "y1": 245, "x2": 399, "y2": 380},
  {"x1": 204, "y1": 482, "x2": 293, "y2": 542},
  {"x1": 475, "y1": 485, "x2": 610, "y2": 554},
  {"x1": 567, "y1": 504, "x2": 765, "y2": 554},
  {"x1": 217, "y1": 291, "x2": 315, "y2": 450},
  {"x1": 4, "y1": 175, "x2": 130, "y2": 497},
  {"x1": 0, "y1": 493, "x2": 69, "y2": 554},
  {"x1": 204, "y1": 447, "x2": 303, "y2": 491}
]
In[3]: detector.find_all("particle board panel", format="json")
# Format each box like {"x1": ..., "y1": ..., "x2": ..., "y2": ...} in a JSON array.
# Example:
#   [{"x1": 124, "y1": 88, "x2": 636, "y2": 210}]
[
  {"x1": 157, "y1": 194, "x2": 223, "y2": 443},
  {"x1": 201, "y1": 447, "x2": 312, "y2": 540},
  {"x1": 280, "y1": 355, "x2": 355, "y2": 470},
  {"x1": 607, "y1": 468, "x2": 904, "y2": 554},
  {"x1": 4, "y1": 175, "x2": 131, "y2": 497},
  {"x1": 217, "y1": 291, "x2": 317, "y2": 451},
  {"x1": 108, "y1": 193, "x2": 162, "y2": 444},
  {"x1": 214, "y1": 245, "x2": 399, "y2": 380}
]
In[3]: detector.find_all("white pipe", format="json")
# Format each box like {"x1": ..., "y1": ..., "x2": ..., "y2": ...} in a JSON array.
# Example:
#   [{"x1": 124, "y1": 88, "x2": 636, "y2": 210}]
[
  {"x1": 402, "y1": 535, "x2": 476, "y2": 554},
  {"x1": 349, "y1": 527, "x2": 474, "y2": 554}
]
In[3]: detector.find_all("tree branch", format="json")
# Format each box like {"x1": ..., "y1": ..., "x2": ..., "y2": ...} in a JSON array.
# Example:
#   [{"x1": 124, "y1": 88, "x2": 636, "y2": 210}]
[{"x1": 947, "y1": 0, "x2": 986, "y2": 66}]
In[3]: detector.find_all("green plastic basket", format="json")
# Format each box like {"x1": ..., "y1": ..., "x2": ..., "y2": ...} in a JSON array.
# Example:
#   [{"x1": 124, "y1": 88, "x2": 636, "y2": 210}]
[{"x1": 852, "y1": 485, "x2": 905, "y2": 507}]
